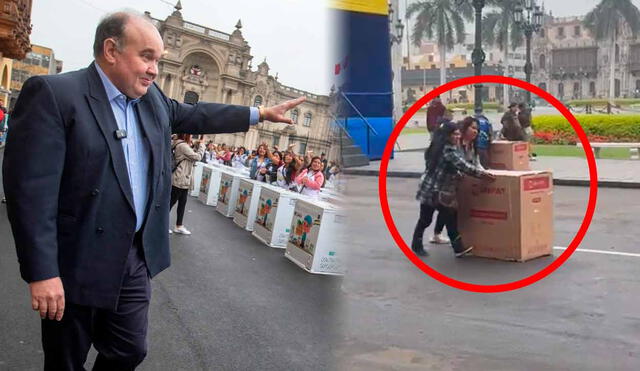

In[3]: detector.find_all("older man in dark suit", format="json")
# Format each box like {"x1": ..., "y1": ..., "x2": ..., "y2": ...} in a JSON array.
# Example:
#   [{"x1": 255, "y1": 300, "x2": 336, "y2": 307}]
[{"x1": 2, "y1": 11, "x2": 304, "y2": 370}]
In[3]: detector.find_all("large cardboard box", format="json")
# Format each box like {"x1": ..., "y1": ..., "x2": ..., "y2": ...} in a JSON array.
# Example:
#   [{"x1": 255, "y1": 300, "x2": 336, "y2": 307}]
[
  {"x1": 252, "y1": 185, "x2": 300, "y2": 248},
  {"x1": 285, "y1": 199, "x2": 346, "y2": 275},
  {"x1": 198, "y1": 165, "x2": 222, "y2": 206},
  {"x1": 216, "y1": 171, "x2": 247, "y2": 217},
  {"x1": 490, "y1": 141, "x2": 530, "y2": 170},
  {"x1": 457, "y1": 170, "x2": 554, "y2": 262},
  {"x1": 190, "y1": 162, "x2": 205, "y2": 197}
]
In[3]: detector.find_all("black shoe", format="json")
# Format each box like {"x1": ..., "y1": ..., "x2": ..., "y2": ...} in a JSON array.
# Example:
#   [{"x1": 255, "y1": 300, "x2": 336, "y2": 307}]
[
  {"x1": 454, "y1": 246, "x2": 473, "y2": 258},
  {"x1": 452, "y1": 238, "x2": 473, "y2": 258},
  {"x1": 411, "y1": 238, "x2": 429, "y2": 257},
  {"x1": 414, "y1": 248, "x2": 429, "y2": 257}
]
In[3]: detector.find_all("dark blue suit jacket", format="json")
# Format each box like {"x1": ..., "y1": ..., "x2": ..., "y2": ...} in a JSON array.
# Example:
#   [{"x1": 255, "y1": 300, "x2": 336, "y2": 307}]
[{"x1": 3, "y1": 63, "x2": 250, "y2": 309}]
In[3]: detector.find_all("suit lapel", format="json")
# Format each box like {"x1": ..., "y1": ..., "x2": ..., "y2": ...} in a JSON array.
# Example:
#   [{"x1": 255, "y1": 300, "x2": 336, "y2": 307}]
[
  {"x1": 136, "y1": 96, "x2": 162, "y2": 199},
  {"x1": 85, "y1": 63, "x2": 135, "y2": 213}
]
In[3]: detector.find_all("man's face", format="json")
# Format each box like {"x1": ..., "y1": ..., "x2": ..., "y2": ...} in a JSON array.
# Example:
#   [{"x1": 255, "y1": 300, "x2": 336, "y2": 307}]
[{"x1": 106, "y1": 18, "x2": 164, "y2": 98}]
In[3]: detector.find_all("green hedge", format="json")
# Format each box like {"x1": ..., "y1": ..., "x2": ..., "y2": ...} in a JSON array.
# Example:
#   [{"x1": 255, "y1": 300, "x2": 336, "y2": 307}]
[
  {"x1": 531, "y1": 114, "x2": 640, "y2": 142},
  {"x1": 566, "y1": 98, "x2": 640, "y2": 107}
]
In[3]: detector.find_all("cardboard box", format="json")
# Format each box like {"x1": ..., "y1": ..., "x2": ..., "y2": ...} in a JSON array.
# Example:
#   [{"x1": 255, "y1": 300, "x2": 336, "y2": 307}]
[
  {"x1": 233, "y1": 179, "x2": 265, "y2": 231},
  {"x1": 490, "y1": 141, "x2": 530, "y2": 170},
  {"x1": 216, "y1": 171, "x2": 247, "y2": 217},
  {"x1": 457, "y1": 170, "x2": 554, "y2": 262},
  {"x1": 198, "y1": 165, "x2": 222, "y2": 206},
  {"x1": 285, "y1": 199, "x2": 346, "y2": 275},
  {"x1": 252, "y1": 185, "x2": 300, "y2": 248}
]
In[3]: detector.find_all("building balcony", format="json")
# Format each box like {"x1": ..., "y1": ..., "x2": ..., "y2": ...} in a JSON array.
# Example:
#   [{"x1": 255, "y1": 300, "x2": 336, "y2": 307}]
[
  {"x1": 0, "y1": 0, "x2": 32, "y2": 59},
  {"x1": 550, "y1": 65, "x2": 597, "y2": 79}
]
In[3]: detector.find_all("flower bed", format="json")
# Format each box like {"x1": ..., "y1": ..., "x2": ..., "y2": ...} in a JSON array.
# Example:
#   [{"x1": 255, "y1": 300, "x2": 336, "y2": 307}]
[{"x1": 531, "y1": 114, "x2": 640, "y2": 144}]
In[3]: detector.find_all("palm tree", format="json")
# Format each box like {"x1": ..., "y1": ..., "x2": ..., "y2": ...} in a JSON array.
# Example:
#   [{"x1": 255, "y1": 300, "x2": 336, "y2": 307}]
[
  {"x1": 482, "y1": 0, "x2": 524, "y2": 105},
  {"x1": 407, "y1": 0, "x2": 473, "y2": 86},
  {"x1": 584, "y1": 0, "x2": 640, "y2": 103}
]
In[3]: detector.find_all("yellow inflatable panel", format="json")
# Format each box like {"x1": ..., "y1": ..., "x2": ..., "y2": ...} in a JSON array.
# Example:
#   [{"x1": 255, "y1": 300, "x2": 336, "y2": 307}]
[{"x1": 329, "y1": 0, "x2": 388, "y2": 15}]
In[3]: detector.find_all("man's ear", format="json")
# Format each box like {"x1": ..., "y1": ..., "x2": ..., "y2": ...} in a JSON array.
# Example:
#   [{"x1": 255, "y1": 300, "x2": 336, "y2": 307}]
[{"x1": 102, "y1": 38, "x2": 119, "y2": 64}]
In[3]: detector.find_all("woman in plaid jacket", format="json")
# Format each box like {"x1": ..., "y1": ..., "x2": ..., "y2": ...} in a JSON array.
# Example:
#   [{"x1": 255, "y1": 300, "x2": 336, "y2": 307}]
[{"x1": 412, "y1": 121, "x2": 495, "y2": 257}]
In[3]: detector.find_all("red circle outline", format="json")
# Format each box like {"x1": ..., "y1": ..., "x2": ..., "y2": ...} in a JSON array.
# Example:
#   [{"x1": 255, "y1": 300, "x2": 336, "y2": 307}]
[{"x1": 378, "y1": 75, "x2": 599, "y2": 293}]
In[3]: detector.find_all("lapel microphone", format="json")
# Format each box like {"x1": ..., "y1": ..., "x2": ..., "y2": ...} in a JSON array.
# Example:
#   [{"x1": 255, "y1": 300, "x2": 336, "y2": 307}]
[{"x1": 114, "y1": 129, "x2": 128, "y2": 140}]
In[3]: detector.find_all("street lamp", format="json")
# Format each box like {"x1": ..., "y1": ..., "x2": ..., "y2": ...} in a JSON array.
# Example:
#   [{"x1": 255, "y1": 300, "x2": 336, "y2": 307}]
[
  {"x1": 514, "y1": 0, "x2": 543, "y2": 106},
  {"x1": 389, "y1": 3, "x2": 405, "y2": 45},
  {"x1": 471, "y1": 0, "x2": 486, "y2": 114}
]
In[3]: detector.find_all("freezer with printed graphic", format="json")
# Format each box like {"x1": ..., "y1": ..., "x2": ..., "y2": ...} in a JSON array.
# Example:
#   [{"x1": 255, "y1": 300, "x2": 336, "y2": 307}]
[
  {"x1": 252, "y1": 185, "x2": 300, "y2": 248},
  {"x1": 285, "y1": 199, "x2": 346, "y2": 275},
  {"x1": 216, "y1": 170, "x2": 246, "y2": 217},
  {"x1": 198, "y1": 165, "x2": 222, "y2": 206}
]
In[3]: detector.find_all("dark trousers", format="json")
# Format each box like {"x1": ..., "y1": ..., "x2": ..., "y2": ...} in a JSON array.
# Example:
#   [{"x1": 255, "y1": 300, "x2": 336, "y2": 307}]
[
  {"x1": 42, "y1": 239, "x2": 151, "y2": 371},
  {"x1": 478, "y1": 148, "x2": 490, "y2": 169},
  {"x1": 169, "y1": 186, "x2": 189, "y2": 226},
  {"x1": 434, "y1": 212, "x2": 445, "y2": 235},
  {"x1": 412, "y1": 203, "x2": 462, "y2": 251}
]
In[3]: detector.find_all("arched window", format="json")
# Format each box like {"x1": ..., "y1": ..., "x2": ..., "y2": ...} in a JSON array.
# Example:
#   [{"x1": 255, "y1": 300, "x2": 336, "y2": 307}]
[
  {"x1": 589, "y1": 81, "x2": 596, "y2": 97},
  {"x1": 573, "y1": 82, "x2": 581, "y2": 99},
  {"x1": 615, "y1": 44, "x2": 620, "y2": 63},
  {"x1": 253, "y1": 95, "x2": 263, "y2": 107},
  {"x1": 291, "y1": 109, "x2": 299, "y2": 124},
  {"x1": 184, "y1": 91, "x2": 199, "y2": 104},
  {"x1": 539, "y1": 82, "x2": 547, "y2": 91},
  {"x1": 539, "y1": 54, "x2": 546, "y2": 69},
  {"x1": 303, "y1": 112, "x2": 312, "y2": 127},
  {"x1": 558, "y1": 83, "x2": 564, "y2": 99}
]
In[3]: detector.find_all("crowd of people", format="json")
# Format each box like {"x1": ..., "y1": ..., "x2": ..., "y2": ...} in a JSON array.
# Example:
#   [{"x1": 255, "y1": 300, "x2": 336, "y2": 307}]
[
  {"x1": 168, "y1": 134, "x2": 342, "y2": 235},
  {"x1": 416, "y1": 97, "x2": 536, "y2": 257}
]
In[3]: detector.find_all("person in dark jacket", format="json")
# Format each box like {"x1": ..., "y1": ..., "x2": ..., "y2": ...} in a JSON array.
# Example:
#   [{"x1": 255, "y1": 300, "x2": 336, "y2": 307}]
[
  {"x1": 426, "y1": 96, "x2": 446, "y2": 137},
  {"x1": 2, "y1": 11, "x2": 305, "y2": 370},
  {"x1": 412, "y1": 122, "x2": 495, "y2": 257},
  {"x1": 518, "y1": 102, "x2": 536, "y2": 160},
  {"x1": 500, "y1": 102, "x2": 524, "y2": 141}
]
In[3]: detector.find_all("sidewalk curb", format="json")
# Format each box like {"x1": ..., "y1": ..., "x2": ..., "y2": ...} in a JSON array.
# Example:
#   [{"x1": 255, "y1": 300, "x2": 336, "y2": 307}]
[{"x1": 343, "y1": 169, "x2": 640, "y2": 189}]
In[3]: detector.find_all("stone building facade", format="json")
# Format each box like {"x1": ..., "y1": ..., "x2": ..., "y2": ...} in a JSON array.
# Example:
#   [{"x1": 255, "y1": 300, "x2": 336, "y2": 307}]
[
  {"x1": 532, "y1": 14, "x2": 640, "y2": 100},
  {"x1": 146, "y1": 3, "x2": 337, "y2": 159}
]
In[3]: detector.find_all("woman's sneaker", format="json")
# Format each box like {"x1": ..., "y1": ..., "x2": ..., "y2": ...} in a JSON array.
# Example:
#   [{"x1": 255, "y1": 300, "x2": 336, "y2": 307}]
[
  {"x1": 452, "y1": 238, "x2": 473, "y2": 258},
  {"x1": 454, "y1": 246, "x2": 473, "y2": 258},
  {"x1": 429, "y1": 234, "x2": 450, "y2": 244},
  {"x1": 173, "y1": 226, "x2": 192, "y2": 235}
]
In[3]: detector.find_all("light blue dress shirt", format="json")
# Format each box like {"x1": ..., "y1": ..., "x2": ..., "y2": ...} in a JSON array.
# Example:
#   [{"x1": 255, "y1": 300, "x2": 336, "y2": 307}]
[
  {"x1": 95, "y1": 64, "x2": 258, "y2": 232},
  {"x1": 96, "y1": 64, "x2": 150, "y2": 232}
]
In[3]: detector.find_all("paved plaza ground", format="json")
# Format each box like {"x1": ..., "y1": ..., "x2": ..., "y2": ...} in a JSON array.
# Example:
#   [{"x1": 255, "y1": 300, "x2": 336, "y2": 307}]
[{"x1": 337, "y1": 175, "x2": 640, "y2": 370}]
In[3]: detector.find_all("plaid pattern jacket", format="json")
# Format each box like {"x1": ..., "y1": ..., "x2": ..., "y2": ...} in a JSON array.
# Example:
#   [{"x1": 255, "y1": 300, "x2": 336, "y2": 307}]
[{"x1": 416, "y1": 144, "x2": 485, "y2": 208}]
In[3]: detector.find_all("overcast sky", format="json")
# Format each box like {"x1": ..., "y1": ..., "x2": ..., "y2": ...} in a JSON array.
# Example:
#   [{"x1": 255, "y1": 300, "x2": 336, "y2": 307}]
[{"x1": 29, "y1": 0, "x2": 331, "y2": 95}]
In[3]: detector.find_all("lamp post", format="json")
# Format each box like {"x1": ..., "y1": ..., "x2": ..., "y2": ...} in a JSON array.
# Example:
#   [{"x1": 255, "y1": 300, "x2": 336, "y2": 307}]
[
  {"x1": 514, "y1": 0, "x2": 543, "y2": 106},
  {"x1": 388, "y1": 2, "x2": 405, "y2": 46},
  {"x1": 389, "y1": 0, "x2": 405, "y2": 126},
  {"x1": 471, "y1": 0, "x2": 486, "y2": 114}
]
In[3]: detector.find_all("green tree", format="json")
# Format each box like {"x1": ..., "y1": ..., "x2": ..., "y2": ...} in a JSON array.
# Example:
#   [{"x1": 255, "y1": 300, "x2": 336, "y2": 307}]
[
  {"x1": 407, "y1": 0, "x2": 473, "y2": 86},
  {"x1": 584, "y1": 0, "x2": 640, "y2": 103}
]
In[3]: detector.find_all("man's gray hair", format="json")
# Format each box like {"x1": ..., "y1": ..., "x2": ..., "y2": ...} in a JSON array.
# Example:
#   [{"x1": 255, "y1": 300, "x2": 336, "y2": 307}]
[{"x1": 93, "y1": 10, "x2": 148, "y2": 58}]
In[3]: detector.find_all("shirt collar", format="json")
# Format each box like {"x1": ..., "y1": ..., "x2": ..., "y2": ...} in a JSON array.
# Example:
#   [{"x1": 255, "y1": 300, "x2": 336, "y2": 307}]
[{"x1": 95, "y1": 62, "x2": 140, "y2": 105}]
